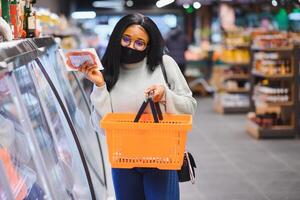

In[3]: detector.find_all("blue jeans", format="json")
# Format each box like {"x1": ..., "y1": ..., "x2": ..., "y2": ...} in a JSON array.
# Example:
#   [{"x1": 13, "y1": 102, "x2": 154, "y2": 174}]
[{"x1": 112, "y1": 168, "x2": 179, "y2": 200}]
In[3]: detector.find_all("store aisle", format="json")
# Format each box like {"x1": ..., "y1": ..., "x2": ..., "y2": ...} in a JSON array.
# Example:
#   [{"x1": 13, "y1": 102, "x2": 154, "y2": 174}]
[{"x1": 180, "y1": 97, "x2": 300, "y2": 200}]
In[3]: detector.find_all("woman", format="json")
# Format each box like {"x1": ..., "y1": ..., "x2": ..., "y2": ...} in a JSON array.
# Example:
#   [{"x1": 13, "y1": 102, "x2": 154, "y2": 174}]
[{"x1": 80, "y1": 13, "x2": 197, "y2": 200}]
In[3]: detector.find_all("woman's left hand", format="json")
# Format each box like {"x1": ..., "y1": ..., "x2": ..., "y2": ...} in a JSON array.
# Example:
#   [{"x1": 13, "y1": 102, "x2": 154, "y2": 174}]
[{"x1": 144, "y1": 85, "x2": 165, "y2": 102}]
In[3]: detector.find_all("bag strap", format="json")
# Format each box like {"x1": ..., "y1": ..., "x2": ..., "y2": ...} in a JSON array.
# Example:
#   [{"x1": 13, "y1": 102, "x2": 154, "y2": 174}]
[
  {"x1": 149, "y1": 98, "x2": 159, "y2": 122},
  {"x1": 134, "y1": 100, "x2": 148, "y2": 122},
  {"x1": 134, "y1": 97, "x2": 161, "y2": 123},
  {"x1": 185, "y1": 151, "x2": 196, "y2": 184},
  {"x1": 155, "y1": 102, "x2": 163, "y2": 120},
  {"x1": 160, "y1": 59, "x2": 171, "y2": 89},
  {"x1": 134, "y1": 58, "x2": 169, "y2": 123}
]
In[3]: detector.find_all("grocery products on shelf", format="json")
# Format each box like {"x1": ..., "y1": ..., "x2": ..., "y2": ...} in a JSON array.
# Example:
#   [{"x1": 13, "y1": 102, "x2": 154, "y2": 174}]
[
  {"x1": 253, "y1": 52, "x2": 292, "y2": 76},
  {"x1": 214, "y1": 93, "x2": 250, "y2": 109},
  {"x1": 220, "y1": 49, "x2": 250, "y2": 64},
  {"x1": 223, "y1": 66, "x2": 249, "y2": 81},
  {"x1": 254, "y1": 85, "x2": 290, "y2": 104},
  {"x1": 223, "y1": 80, "x2": 250, "y2": 92},
  {"x1": 248, "y1": 112, "x2": 290, "y2": 128},
  {"x1": 246, "y1": 37, "x2": 299, "y2": 138},
  {"x1": 0, "y1": 0, "x2": 79, "y2": 42},
  {"x1": 23, "y1": 0, "x2": 36, "y2": 38},
  {"x1": 214, "y1": 29, "x2": 251, "y2": 114},
  {"x1": 252, "y1": 32, "x2": 291, "y2": 49},
  {"x1": 37, "y1": 9, "x2": 80, "y2": 38},
  {"x1": 0, "y1": 0, "x2": 38, "y2": 40},
  {"x1": 224, "y1": 30, "x2": 251, "y2": 48}
]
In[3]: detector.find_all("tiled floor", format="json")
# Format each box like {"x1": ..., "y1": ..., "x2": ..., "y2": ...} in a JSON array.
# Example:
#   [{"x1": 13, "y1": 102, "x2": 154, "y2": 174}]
[{"x1": 180, "y1": 97, "x2": 300, "y2": 200}]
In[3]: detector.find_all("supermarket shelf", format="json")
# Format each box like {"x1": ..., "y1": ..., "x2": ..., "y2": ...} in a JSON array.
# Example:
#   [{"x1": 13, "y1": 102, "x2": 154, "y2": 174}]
[
  {"x1": 255, "y1": 101, "x2": 294, "y2": 107},
  {"x1": 255, "y1": 106, "x2": 281, "y2": 115},
  {"x1": 225, "y1": 44, "x2": 250, "y2": 49},
  {"x1": 224, "y1": 87, "x2": 250, "y2": 93},
  {"x1": 223, "y1": 62, "x2": 250, "y2": 67},
  {"x1": 251, "y1": 46, "x2": 294, "y2": 52},
  {"x1": 223, "y1": 74, "x2": 250, "y2": 80},
  {"x1": 251, "y1": 70, "x2": 294, "y2": 79},
  {"x1": 246, "y1": 119, "x2": 296, "y2": 139},
  {"x1": 248, "y1": 40, "x2": 300, "y2": 139},
  {"x1": 214, "y1": 100, "x2": 249, "y2": 114}
]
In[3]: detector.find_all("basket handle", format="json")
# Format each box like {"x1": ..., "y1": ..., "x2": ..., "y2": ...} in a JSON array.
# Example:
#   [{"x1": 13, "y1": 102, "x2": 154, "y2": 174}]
[{"x1": 134, "y1": 97, "x2": 163, "y2": 123}]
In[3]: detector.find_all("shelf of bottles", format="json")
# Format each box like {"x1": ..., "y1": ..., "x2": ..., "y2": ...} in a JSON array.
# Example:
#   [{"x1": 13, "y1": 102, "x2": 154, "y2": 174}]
[
  {"x1": 246, "y1": 32, "x2": 300, "y2": 139},
  {"x1": 214, "y1": 30, "x2": 251, "y2": 114},
  {"x1": 1, "y1": 0, "x2": 64, "y2": 42},
  {"x1": 0, "y1": 0, "x2": 38, "y2": 41}
]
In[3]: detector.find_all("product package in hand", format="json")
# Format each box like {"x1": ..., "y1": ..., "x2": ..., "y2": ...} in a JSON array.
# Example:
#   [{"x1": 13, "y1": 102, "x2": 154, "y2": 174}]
[{"x1": 59, "y1": 48, "x2": 103, "y2": 71}]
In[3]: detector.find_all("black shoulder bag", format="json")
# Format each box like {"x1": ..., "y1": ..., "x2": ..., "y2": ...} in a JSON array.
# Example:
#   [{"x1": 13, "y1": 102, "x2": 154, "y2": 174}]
[{"x1": 160, "y1": 60, "x2": 197, "y2": 184}]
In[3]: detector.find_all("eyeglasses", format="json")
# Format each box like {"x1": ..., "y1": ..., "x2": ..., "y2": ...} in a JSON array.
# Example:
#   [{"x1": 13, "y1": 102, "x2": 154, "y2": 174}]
[{"x1": 121, "y1": 35, "x2": 148, "y2": 51}]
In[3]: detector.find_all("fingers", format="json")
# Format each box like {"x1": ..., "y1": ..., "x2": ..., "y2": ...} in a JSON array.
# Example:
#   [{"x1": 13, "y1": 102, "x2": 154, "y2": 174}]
[
  {"x1": 78, "y1": 61, "x2": 89, "y2": 71},
  {"x1": 77, "y1": 62, "x2": 104, "y2": 86},
  {"x1": 86, "y1": 66, "x2": 99, "y2": 77},
  {"x1": 144, "y1": 85, "x2": 165, "y2": 102},
  {"x1": 79, "y1": 61, "x2": 96, "y2": 72},
  {"x1": 80, "y1": 64, "x2": 98, "y2": 75},
  {"x1": 144, "y1": 85, "x2": 156, "y2": 96},
  {"x1": 81, "y1": 65, "x2": 97, "y2": 74},
  {"x1": 153, "y1": 87, "x2": 164, "y2": 102}
]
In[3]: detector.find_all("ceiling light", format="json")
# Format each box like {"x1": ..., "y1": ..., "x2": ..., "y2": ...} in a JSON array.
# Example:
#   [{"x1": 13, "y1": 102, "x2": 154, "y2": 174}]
[
  {"x1": 272, "y1": 0, "x2": 278, "y2": 6},
  {"x1": 156, "y1": 0, "x2": 175, "y2": 8},
  {"x1": 71, "y1": 11, "x2": 96, "y2": 19},
  {"x1": 193, "y1": 2, "x2": 201, "y2": 9},
  {"x1": 93, "y1": 1, "x2": 123, "y2": 9},
  {"x1": 183, "y1": 4, "x2": 190, "y2": 9},
  {"x1": 289, "y1": 13, "x2": 300, "y2": 20},
  {"x1": 126, "y1": 0, "x2": 134, "y2": 7}
]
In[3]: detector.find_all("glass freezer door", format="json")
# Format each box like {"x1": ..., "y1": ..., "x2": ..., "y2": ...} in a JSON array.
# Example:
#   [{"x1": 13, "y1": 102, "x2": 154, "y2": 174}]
[
  {"x1": 0, "y1": 70, "x2": 53, "y2": 200},
  {"x1": 12, "y1": 63, "x2": 94, "y2": 199},
  {"x1": 0, "y1": 159, "x2": 15, "y2": 200},
  {"x1": 37, "y1": 48, "x2": 107, "y2": 199}
]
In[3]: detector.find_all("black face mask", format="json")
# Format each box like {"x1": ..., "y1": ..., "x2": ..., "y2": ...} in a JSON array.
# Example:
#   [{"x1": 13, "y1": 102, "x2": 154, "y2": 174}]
[{"x1": 120, "y1": 46, "x2": 147, "y2": 64}]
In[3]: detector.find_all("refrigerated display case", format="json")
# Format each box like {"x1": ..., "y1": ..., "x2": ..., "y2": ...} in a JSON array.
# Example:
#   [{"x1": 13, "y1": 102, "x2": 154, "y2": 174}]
[
  {"x1": 0, "y1": 152, "x2": 25, "y2": 200},
  {"x1": 36, "y1": 39, "x2": 111, "y2": 199},
  {"x1": 0, "y1": 37, "x2": 109, "y2": 199}
]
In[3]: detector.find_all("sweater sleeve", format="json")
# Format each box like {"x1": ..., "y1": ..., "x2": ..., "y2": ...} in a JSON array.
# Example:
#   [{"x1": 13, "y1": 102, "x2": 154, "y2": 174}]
[
  {"x1": 162, "y1": 55, "x2": 197, "y2": 115},
  {"x1": 89, "y1": 83, "x2": 112, "y2": 133},
  {"x1": 90, "y1": 83, "x2": 112, "y2": 116}
]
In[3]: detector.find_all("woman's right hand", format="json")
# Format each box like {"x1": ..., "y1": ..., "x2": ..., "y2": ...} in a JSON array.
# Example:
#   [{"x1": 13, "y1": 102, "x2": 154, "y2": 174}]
[{"x1": 79, "y1": 61, "x2": 105, "y2": 87}]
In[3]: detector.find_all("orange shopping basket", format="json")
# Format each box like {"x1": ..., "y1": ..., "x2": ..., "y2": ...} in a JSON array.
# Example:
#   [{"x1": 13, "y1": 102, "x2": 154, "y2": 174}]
[{"x1": 100, "y1": 96, "x2": 192, "y2": 170}]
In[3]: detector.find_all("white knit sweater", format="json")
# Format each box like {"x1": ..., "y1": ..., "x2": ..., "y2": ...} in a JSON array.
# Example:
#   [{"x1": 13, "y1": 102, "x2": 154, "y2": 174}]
[{"x1": 90, "y1": 55, "x2": 197, "y2": 123}]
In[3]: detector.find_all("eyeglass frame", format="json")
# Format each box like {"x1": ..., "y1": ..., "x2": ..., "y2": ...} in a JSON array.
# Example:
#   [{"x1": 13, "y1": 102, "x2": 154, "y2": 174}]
[{"x1": 120, "y1": 35, "x2": 149, "y2": 51}]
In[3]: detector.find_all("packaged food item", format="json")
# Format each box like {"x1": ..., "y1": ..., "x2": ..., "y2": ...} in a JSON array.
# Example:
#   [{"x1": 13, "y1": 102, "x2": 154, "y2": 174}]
[
  {"x1": 0, "y1": 17, "x2": 13, "y2": 41},
  {"x1": 58, "y1": 48, "x2": 103, "y2": 71}
]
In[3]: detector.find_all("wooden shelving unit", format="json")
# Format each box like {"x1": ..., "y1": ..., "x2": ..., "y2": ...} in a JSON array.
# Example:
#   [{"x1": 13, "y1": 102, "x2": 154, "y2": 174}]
[
  {"x1": 247, "y1": 43, "x2": 300, "y2": 139},
  {"x1": 223, "y1": 74, "x2": 250, "y2": 80},
  {"x1": 246, "y1": 119, "x2": 296, "y2": 139},
  {"x1": 214, "y1": 31, "x2": 252, "y2": 114},
  {"x1": 251, "y1": 46, "x2": 294, "y2": 52},
  {"x1": 214, "y1": 76, "x2": 251, "y2": 114},
  {"x1": 214, "y1": 56, "x2": 251, "y2": 114},
  {"x1": 214, "y1": 99, "x2": 250, "y2": 114},
  {"x1": 223, "y1": 87, "x2": 250, "y2": 93},
  {"x1": 251, "y1": 70, "x2": 294, "y2": 79},
  {"x1": 222, "y1": 62, "x2": 250, "y2": 67}
]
